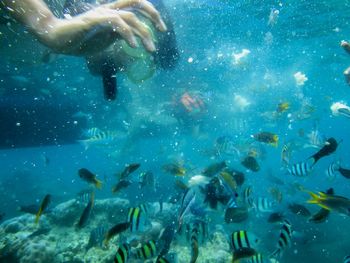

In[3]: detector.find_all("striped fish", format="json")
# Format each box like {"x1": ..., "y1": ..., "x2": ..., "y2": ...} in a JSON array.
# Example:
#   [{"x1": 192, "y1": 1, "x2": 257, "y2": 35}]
[
  {"x1": 270, "y1": 220, "x2": 293, "y2": 258},
  {"x1": 287, "y1": 161, "x2": 312, "y2": 176},
  {"x1": 135, "y1": 240, "x2": 157, "y2": 260},
  {"x1": 249, "y1": 253, "x2": 265, "y2": 263},
  {"x1": 114, "y1": 243, "x2": 130, "y2": 263},
  {"x1": 326, "y1": 162, "x2": 339, "y2": 181},
  {"x1": 76, "y1": 189, "x2": 93, "y2": 203},
  {"x1": 344, "y1": 255, "x2": 350, "y2": 263},
  {"x1": 128, "y1": 207, "x2": 146, "y2": 232},
  {"x1": 190, "y1": 221, "x2": 199, "y2": 263},
  {"x1": 78, "y1": 131, "x2": 119, "y2": 148},
  {"x1": 156, "y1": 257, "x2": 170, "y2": 263},
  {"x1": 242, "y1": 186, "x2": 254, "y2": 208},
  {"x1": 86, "y1": 226, "x2": 107, "y2": 250},
  {"x1": 230, "y1": 230, "x2": 260, "y2": 251},
  {"x1": 253, "y1": 197, "x2": 276, "y2": 213},
  {"x1": 83, "y1": 127, "x2": 102, "y2": 138}
]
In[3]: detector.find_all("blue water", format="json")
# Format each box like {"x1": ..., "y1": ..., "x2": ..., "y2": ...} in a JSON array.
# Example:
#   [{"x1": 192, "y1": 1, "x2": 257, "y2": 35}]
[{"x1": 1, "y1": 0, "x2": 350, "y2": 262}]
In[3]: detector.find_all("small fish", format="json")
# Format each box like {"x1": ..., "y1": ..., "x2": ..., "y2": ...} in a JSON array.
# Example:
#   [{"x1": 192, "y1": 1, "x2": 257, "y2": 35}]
[
  {"x1": 190, "y1": 221, "x2": 199, "y2": 263},
  {"x1": 253, "y1": 132, "x2": 278, "y2": 147},
  {"x1": 83, "y1": 127, "x2": 102, "y2": 138},
  {"x1": 139, "y1": 171, "x2": 155, "y2": 189},
  {"x1": 202, "y1": 161, "x2": 227, "y2": 177},
  {"x1": 287, "y1": 161, "x2": 312, "y2": 177},
  {"x1": 249, "y1": 253, "x2": 266, "y2": 263},
  {"x1": 306, "y1": 191, "x2": 350, "y2": 216},
  {"x1": 104, "y1": 222, "x2": 131, "y2": 246},
  {"x1": 230, "y1": 230, "x2": 260, "y2": 251},
  {"x1": 78, "y1": 168, "x2": 103, "y2": 189},
  {"x1": 119, "y1": 163, "x2": 141, "y2": 179},
  {"x1": 253, "y1": 197, "x2": 276, "y2": 213},
  {"x1": 288, "y1": 203, "x2": 311, "y2": 217},
  {"x1": 225, "y1": 207, "x2": 249, "y2": 223},
  {"x1": 128, "y1": 207, "x2": 147, "y2": 232},
  {"x1": 78, "y1": 130, "x2": 119, "y2": 149},
  {"x1": 76, "y1": 191, "x2": 95, "y2": 228},
  {"x1": 241, "y1": 156, "x2": 260, "y2": 172},
  {"x1": 178, "y1": 188, "x2": 196, "y2": 227},
  {"x1": 309, "y1": 137, "x2": 339, "y2": 166},
  {"x1": 162, "y1": 163, "x2": 186, "y2": 176},
  {"x1": 276, "y1": 102, "x2": 289, "y2": 113},
  {"x1": 232, "y1": 169, "x2": 245, "y2": 186},
  {"x1": 242, "y1": 186, "x2": 254, "y2": 207},
  {"x1": 268, "y1": 212, "x2": 285, "y2": 224},
  {"x1": 156, "y1": 257, "x2": 170, "y2": 263},
  {"x1": 35, "y1": 194, "x2": 51, "y2": 224},
  {"x1": 344, "y1": 255, "x2": 350, "y2": 263},
  {"x1": 219, "y1": 171, "x2": 238, "y2": 195},
  {"x1": 281, "y1": 144, "x2": 291, "y2": 167},
  {"x1": 215, "y1": 136, "x2": 240, "y2": 156},
  {"x1": 112, "y1": 180, "x2": 132, "y2": 193},
  {"x1": 326, "y1": 162, "x2": 340, "y2": 180},
  {"x1": 232, "y1": 248, "x2": 257, "y2": 263},
  {"x1": 86, "y1": 226, "x2": 107, "y2": 250},
  {"x1": 338, "y1": 166, "x2": 350, "y2": 179},
  {"x1": 157, "y1": 223, "x2": 176, "y2": 260},
  {"x1": 114, "y1": 243, "x2": 130, "y2": 263},
  {"x1": 135, "y1": 240, "x2": 158, "y2": 260},
  {"x1": 270, "y1": 220, "x2": 293, "y2": 258},
  {"x1": 76, "y1": 189, "x2": 93, "y2": 203}
]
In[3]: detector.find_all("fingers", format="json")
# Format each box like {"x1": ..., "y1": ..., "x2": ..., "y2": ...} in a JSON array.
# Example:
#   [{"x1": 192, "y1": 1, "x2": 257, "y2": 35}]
[
  {"x1": 107, "y1": 0, "x2": 167, "y2": 32},
  {"x1": 120, "y1": 11, "x2": 155, "y2": 52}
]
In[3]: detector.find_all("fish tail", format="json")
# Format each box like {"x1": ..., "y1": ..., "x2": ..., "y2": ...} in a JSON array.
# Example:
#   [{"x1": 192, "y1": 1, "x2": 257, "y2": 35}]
[
  {"x1": 306, "y1": 191, "x2": 321, "y2": 204},
  {"x1": 94, "y1": 179, "x2": 103, "y2": 189},
  {"x1": 35, "y1": 208, "x2": 42, "y2": 224}
]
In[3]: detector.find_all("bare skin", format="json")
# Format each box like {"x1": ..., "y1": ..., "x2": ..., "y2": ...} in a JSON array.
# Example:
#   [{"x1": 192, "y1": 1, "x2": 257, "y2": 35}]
[
  {"x1": 341, "y1": 40, "x2": 350, "y2": 85},
  {"x1": 0, "y1": 0, "x2": 167, "y2": 56}
]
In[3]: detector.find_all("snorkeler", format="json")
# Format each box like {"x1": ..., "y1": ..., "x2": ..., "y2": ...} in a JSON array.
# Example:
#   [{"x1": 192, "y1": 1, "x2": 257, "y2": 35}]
[
  {"x1": 341, "y1": 40, "x2": 350, "y2": 85},
  {"x1": 61, "y1": 0, "x2": 179, "y2": 100},
  {"x1": 0, "y1": 0, "x2": 167, "y2": 56}
]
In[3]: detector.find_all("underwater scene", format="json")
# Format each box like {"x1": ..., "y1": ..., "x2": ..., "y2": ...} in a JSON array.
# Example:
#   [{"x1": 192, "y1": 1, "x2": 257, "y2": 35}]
[{"x1": 1, "y1": 0, "x2": 350, "y2": 262}]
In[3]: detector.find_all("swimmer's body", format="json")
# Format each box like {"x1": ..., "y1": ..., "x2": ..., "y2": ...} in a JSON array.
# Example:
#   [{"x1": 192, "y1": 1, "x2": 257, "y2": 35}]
[
  {"x1": 341, "y1": 40, "x2": 350, "y2": 85},
  {"x1": 0, "y1": 0, "x2": 167, "y2": 56}
]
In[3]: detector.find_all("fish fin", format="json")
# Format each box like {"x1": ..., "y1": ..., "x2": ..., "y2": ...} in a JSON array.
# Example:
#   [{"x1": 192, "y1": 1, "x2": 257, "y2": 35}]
[
  {"x1": 95, "y1": 179, "x2": 103, "y2": 189},
  {"x1": 306, "y1": 191, "x2": 321, "y2": 204},
  {"x1": 318, "y1": 192, "x2": 328, "y2": 198}
]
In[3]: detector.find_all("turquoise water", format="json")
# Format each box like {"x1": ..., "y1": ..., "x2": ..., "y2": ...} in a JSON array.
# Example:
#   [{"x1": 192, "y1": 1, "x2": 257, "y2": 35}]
[{"x1": 1, "y1": 0, "x2": 350, "y2": 262}]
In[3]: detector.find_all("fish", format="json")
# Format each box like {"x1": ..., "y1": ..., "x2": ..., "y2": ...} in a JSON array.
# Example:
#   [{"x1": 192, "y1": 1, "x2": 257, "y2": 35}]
[
  {"x1": 306, "y1": 191, "x2": 350, "y2": 216},
  {"x1": 156, "y1": 223, "x2": 176, "y2": 260},
  {"x1": 76, "y1": 189, "x2": 93, "y2": 203},
  {"x1": 288, "y1": 203, "x2": 311, "y2": 217},
  {"x1": 242, "y1": 186, "x2": 253, "y2": 206},
  {"x1": 202, "y1": 161, "x2": 227, "y2": 177},
  {"x1": 268, "y1": 212, "x2": 285, "y2": 224},
  {"x1": 135, "y1": 240, "x2": 158, "y2": 260},
  {"x1": 112, "y1": 180, "x2": 132, "y2": 193},
  {"x1": 253, "y1": 132, "x2": 278, "y2": 147},
  {"x1": 83, "y1": 127, "x2": 103, "y2": 138},
  {"x1": 287, "y1": 161, "x2": 312, "y2": 177},
  {"x1": 248, "y1": 253, "x2": 266, "y2": 263},
  {"x1": 338, "y1": 107, "x2": 350, "y2": 118},
  {"x1": 215, "y1": 136, "x2": 240, "y2": 156},
  {"x1": 76, "y1": 191, "x2": 95, "y2": 228},
  {"x1": 78, "y1": 130, "x2": 120, "y2": 149},
  {"x1": 309, "y1": 137, "x2": 339, "y2": 166},
  {"x1": 178, "y1": 188, "x2": 196, "y2": 227},
  {"x1": 156, "y1": 257, "x2": 170, "y2": 263},
  {"x1": 114, "y1": 243, "x2": 130, "y2": 263},
  {"x1": 139, "y1": 171, "x2": 155, "y2": 189},
  {"x1": 86, "y1": 226, "x2": 107, "y2": 250},
  {"x1": 253, "y1": 197, "x2": 276, "y2": 213},
  {"x1": 78, "y1": 168, "x2": 103, "y2": 189},
  {"x1": 190, "y1": 221, "x2": 199, "y2": 263},
  {"x1": 104, "y1": 222, "x2": 131, "y2": 246},
  {"x1": 241, "y1": 156, "x2": 260, "y2": 172},
  {"x1": 270, "y1": 220, "x2": 293, "y2": 258},
  {"x1": 118, "y1": 163, "x2": 141, "y2": 179},
  {"x1": 232, "y1": 169, "x2": 245, "y2": 186},
  {"x1": 225, "y1": 206, "x2": 249, "y2": 223},
  {"x1": 219, "y1": 171, "x2": 238, "y2": 195},
  {"x1": 276, "y1": 102, "x2": 290, "y2": 113},
  {"x1": 338, "y1": 166, "x2": 350, "y2": 179},
  {"x1": 230, "y1": 230, "x2": 260, "y2": 251},
  {"x1": 326, "y1": 162, "x2": 340, "y2": 180},
  {"x1": 35, "y1": 194, "x2": 51, "y2": 224},
  {"x1": 128, "y1": 207, "x2": 147, "y2": 232},
  {"x1": 344, "y1": 255, "x2": 350, "y2": 263},
  {"x1": 162, "y1": 163, "x2": 186, "y2": 176},
  {"x1": 232, "y1": 248, "x2": 257, "y2": 263},
  {"x1": 281, "y1": 144, "x2": 291, "y2": 167},
  {"x1": 306, "y1": 129, "x2": 326, "y2": 149}
]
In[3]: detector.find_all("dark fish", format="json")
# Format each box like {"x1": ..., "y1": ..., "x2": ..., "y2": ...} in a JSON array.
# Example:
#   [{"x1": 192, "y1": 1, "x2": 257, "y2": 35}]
[
  {"x1": 78, "y1": 168, "x2": 102, "y2": 189},
  {"x1": 18, "y1": 204, "x2": 40, "y2": 214},
  {"x1": 112, "y1": 180, "x2": 132, "y2": 193},
  {"x1": 135, "y1": 240, "x2": 157, "y2": 260},
  {"x1": 114, "y1": 243, "x2": 130, "y2": 263},
  {"x1": 288, "y1": 203, "x2": 311, "y2": 217},
  {"x1": 241, "y1": 156, "x2": 260, "y2": 172},
  {"x1": 104, "y1": 222, "x2": 130, "y2": 246},
  {"x1": 270, "y1": 219, "x2": 293, "y2": 258},
  {"x1": 178, "y1": 188, "x2": 196, "y2": 227},
  {"x1": 162, "y1": 163, "x2": 186, "y2": 176},
  {"x1": 119, "y1": 163, "x2": 141, "y2": 179},
  {"x1": 156, "y1": 223, "x2": 176, "y2": 260},
  {"x1": 76, "y1": 192, "x2": 95, "y2": 228},
  {"x1": 308, "y1": 188, "x2": 333, "y2": 224},
  {"x1": 232, "y1": 169, "x2": 245, "y2": 186},
  {"x1": 309, "y1": 137, "x2": 338, "y2": 165},
  {"x1": 268, "y1": 212, "x2": 285, "y2": 224},
  {"x1": 190, "y1": 221, "x2": 199, "y2": 263},
  {"x1": 202, "y1": 178, "x2": 221, "y2": 209},
  {"x1": 35, "y1": 194, "x2": 51, "y2": 224},
  {"x1": 253, "y1": 132, "x2": 279, "y2": 146},
  {"x1": 339, "y1": 166, "x2": 350, "y2": 179},
  {"x1": 139, "y1": 171, "x2": 155, "y2": 189},
  {"x1": 156, "y1": 257, "x2": 170, "y2": 263},
  {"x1": 202, "y1": 161, "x2": 227, "y2": 177},
  {"x1": 86, "y1": 226, "x2": 107, "y2": 250},
  {"x1": 232, "y1": 247, "x2": 257, "y2": 263},
  {"x1": 344, "y1": 255, "x2": 350, "y2": 263},
  {"x1": 225, "y1": 207, "x2": 249, "y2": 223}
]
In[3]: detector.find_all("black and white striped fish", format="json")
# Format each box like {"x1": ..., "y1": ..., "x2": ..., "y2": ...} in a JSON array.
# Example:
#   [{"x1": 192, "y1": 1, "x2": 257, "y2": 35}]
[
  {"x1": 287, "y1": 161, "x2": 312, "y2": 176},
  {"x1": 242, "y1": 186, "x2": 254, "y2": 208},
  {"x1": 270, "y1": 220, "x2": 293, "y2": 258},
  {"x1": 190, "y1": 221, "x2": 199, "y2": 263},
  {"x1": 230, "y1": 230, "x2": 260, "y2": 251},
  {"x1": 114, "y1": 243, "x2": 130, "y2": 263},
  {"x1": 135, "y1": 240, "x2": 158, "y2": 260},
  {"x1": 253, "y1": 197, "x2": 276, "y2": 213},
  {"x1": 344, "y1": 255, "x2": 350, "y2": 263},
  {"x1": 326, "y1": 162, "x2": 340, "y2": 181}
]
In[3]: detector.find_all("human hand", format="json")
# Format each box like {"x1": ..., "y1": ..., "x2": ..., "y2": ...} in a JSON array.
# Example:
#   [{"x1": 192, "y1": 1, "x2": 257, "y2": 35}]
[
  {"x1": 46, "y1": 0, "x2": 167, "y2": 55},
  {"x1": 341, "y1": 40, "x2": 350, "y2": 54}
]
